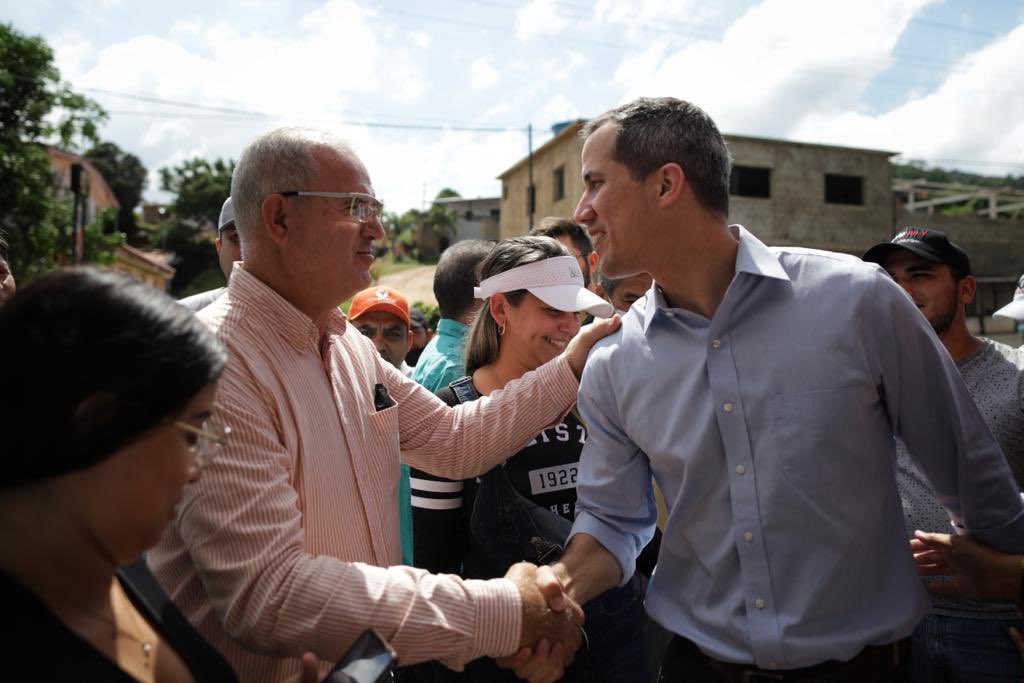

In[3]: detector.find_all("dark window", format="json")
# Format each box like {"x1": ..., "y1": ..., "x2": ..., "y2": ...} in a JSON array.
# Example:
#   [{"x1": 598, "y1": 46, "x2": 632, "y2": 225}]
[
  {"x1": 553, "y1": 166, "x2": 565, "y2": 201},
  {"x1": 464, "y1": 210, "x2": 473, "y2": 220},
  {"x1": 825, "y1": 174, "x2": 864, "y2": 205},
  {"x1": 729, "y1": 166, "x2": 771, "y2": 198},
  {"x1": 490, "y1": 208, "x2": 500, "y2": 218}
]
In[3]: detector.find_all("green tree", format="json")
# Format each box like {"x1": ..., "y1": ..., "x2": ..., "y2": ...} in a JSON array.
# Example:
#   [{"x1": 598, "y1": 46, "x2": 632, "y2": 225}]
[
  {"x1": 0, "y1": 23, "x2": 109, "y2": 279},
  {"x1": 154, "y1": 157, "x2": 234, "y2": 295},
  {"x1": 86, "y1": 141, "x2": 147, "y2": 237},
  {"x1": 159, "y1": 157, "x2": 234, "y2": 226}
]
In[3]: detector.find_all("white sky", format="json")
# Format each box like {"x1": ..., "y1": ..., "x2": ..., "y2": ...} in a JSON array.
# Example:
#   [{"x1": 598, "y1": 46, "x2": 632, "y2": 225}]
[{"x1": 5, "y1": 0, "x2": 1024, "y2": 213}]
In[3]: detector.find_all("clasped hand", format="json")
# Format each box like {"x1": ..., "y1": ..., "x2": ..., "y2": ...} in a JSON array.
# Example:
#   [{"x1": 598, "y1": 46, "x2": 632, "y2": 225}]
[{"x1": 501, "y1": 562, "x2": 584, "y2": 683}]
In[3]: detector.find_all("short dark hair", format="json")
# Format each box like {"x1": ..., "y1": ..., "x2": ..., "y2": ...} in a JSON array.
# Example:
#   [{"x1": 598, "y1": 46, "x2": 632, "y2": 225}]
[
  {"x1": 530, "y1": 217, "x2": 592, "y2": 257},
  {"x1": 433, "y1": 239, "x2": 494, "y2": 320},
  {"x1": 582, "y1": 97, "x2": 731, "y2": 216},
  {"x1": 0, "y1": 268, "x2": 226, "y2": 489},
  {"x1": 530, "y1": 217, "x2": 592, "y2": 286},
  {"x1": 0, "y1": 231, "x2": 9, "y2": 264}
]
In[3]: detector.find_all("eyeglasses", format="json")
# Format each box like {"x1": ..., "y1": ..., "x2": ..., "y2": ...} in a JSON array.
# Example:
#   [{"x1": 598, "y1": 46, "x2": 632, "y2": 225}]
[
  {"x1": 172, "y1": 420, "x2": 231, "y2": 470},
  {"x1": 280, "y1": 191, "x2": 384, "y2": 223}
]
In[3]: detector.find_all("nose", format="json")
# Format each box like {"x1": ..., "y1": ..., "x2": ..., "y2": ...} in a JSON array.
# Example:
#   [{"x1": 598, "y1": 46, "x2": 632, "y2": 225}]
[
  {"x1": 573, "y1": 192, "x2": 594, "y2": 225},
  {"x1": 364, "y1": 216, "x2": 385, "y2": 241}
]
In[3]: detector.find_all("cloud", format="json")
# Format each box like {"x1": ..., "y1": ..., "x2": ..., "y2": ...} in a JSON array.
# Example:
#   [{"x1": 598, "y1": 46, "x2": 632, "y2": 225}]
[
  {"x1": 791, "y1": 22, "x2": 1024, "y2": 171},
  {"x1": 611, "y1": 0, "x2": 936, "y2": 138},
  {"x1": 470, "y1": 57, "x2": 499, "y2": 90},
  {"x1": 515, "y1": 0, "x2": 569, "y2": 41}
]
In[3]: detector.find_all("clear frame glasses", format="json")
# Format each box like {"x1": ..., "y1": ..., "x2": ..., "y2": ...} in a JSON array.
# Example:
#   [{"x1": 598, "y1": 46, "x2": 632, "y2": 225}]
[
  {"x1": 173, "y1": 420, "x2": 231, "y2": 470},
  {"x1": 280, "y1": 191, "x2": 384, "y2": 223}
]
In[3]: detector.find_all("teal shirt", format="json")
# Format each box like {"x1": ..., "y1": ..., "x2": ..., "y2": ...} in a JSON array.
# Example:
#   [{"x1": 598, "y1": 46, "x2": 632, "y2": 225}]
[{"x1": 401, "y1": 318, "x2": 469, "y2": 564}]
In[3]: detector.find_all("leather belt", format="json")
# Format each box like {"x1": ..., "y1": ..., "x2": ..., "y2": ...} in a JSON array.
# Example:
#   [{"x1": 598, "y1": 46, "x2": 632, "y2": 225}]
[{"x1": 673, "y1": 636, "x2": 908, "y2": 683}]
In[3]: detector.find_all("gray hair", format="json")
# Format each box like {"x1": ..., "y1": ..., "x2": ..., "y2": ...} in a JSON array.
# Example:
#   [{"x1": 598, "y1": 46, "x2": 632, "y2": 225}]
[
  {"x1": 231, "y1": 127, "x2": 356, "y2": 254},
  {"x1": 582, "y1": 97, "x2": 732, "y2": 217},
  {"x1": 464, "y1": 236, "x2": 567, "y2": 376}
]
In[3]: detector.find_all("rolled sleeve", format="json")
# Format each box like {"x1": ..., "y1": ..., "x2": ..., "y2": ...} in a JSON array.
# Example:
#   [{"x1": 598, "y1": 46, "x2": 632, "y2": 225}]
[{"x1": 570, "y1": 343, "x2": 658, "y2": 586}]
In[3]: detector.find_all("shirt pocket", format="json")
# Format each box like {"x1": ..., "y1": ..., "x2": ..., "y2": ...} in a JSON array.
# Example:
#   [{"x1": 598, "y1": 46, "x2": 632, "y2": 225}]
[
  {"x1": 365, "y1": 403, "x2": 402, "y2": 492},
  {"x1": 772, "y1": 386, "x2": 861, "y2": 490}
]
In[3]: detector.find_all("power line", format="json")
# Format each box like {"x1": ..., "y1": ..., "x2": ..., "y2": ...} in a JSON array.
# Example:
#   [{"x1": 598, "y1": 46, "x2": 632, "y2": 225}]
[{"x1": 88, "y1": 89, "x2": 530, "y2": 132}]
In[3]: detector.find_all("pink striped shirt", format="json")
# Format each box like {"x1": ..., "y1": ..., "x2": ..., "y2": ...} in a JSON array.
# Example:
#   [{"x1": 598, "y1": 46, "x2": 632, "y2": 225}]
[{"x1": 149, "y1": 267, "x2": 579, "y2": 682}]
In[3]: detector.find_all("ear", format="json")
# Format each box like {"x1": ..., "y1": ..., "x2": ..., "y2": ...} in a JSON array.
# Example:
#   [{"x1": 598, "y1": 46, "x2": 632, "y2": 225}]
[
  {"x1": 959, "y1": 274, "x2": 977, "y2": 305},
  {"x1": 488, "y1": 293, "x2": 510, "y2": 326},
  {"x1": 587, "y1": 250, "x2": 599, "y2": 273},
  {"x1": 261, "y1": 194, "x2": 291, "y2": 246},
  {"x1": 653, "y1": 162, "x2": 685, "y2": 207},
  {"x1": 214, "y1": 237, "x2": 223, "y2": 255}
]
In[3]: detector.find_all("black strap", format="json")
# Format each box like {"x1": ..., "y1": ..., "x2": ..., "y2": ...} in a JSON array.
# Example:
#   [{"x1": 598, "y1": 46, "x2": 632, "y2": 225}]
[{"x1": 118, "y1": 559, "x2": 238, "y2": 683}]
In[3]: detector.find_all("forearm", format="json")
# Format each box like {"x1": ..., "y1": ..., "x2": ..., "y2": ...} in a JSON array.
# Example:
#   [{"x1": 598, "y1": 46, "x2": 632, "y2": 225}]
[
  {"x1": 551, "y1": 533, "x2": 622, "y2": 605},
  {"x1": 400, "y1": 358, "x2": 579, "y2": 480}
]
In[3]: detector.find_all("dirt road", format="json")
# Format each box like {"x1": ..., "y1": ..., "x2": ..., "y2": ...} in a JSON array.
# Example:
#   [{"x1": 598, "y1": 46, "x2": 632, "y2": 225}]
[{"x1": 376, "y1": 265, "x2": 438, "y2": 307}]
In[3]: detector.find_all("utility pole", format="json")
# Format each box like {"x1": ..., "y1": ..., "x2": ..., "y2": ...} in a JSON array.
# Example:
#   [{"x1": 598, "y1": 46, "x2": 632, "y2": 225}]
[
  {"x1": 70, "y1": 163, "x2": 84, "y2": 264},
  {"x1": 527, "y1": 123, "x2": 534, "y2": 230}
]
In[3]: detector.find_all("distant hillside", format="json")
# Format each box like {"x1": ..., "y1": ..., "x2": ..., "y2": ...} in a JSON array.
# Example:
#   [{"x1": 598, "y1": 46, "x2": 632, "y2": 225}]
[{"x1": 893, "y1": 161, "x2": 1024, "y2": 191}]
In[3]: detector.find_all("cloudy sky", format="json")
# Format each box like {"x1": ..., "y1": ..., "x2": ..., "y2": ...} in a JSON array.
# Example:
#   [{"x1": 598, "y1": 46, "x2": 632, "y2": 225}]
[{"x1": 5, "y1": 0, "x2": 1024, "y2": 212}]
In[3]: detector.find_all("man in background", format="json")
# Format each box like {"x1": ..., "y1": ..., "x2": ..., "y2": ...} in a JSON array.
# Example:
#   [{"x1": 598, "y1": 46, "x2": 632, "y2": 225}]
[
  {"x1": 0, "y1": 232, "x2": 15, "y2": 307},
  {"x1": 179, "y1": 196, "x2": 241, "y2": 312},
  {"x1": 406, "y1": 306, "x2": 430, "y2": 368},
  {"x1": 350, "y1": 285, "x2": 415, "y2": 376}
]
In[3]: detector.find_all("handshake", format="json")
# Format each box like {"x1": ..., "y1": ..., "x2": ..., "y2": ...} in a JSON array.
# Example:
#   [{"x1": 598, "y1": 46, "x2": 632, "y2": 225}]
[{"x1": 500, "y1": 562, "x2": 585, "y2": 683}]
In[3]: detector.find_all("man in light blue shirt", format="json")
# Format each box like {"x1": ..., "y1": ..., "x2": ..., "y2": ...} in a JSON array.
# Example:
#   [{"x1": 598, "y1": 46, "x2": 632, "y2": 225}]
[
  {"x1": 507, "y1": 97, "x2": 1024, "y2": 683},
  {"x1": 411, "y1": 239, "x2": 493, "y2": 393}
]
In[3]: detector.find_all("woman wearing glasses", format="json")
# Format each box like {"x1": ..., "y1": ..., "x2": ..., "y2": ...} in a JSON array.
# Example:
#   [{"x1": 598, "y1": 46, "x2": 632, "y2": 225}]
[
  {"x1": 0, "y1": 268, "x2": 238, "y2": 682},
  {"x1": 411, "y1": 236, "x2": 647, "y2": 682}
]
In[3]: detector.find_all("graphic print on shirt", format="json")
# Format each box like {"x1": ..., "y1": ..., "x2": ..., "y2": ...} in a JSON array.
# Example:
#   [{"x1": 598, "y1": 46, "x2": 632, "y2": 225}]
[{"x1": 506, "y1": 412, "x2": 586, "y2": 521}]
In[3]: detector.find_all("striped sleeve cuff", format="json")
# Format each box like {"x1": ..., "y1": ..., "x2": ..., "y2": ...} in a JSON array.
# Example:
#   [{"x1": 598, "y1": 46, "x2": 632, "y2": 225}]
[{"x1": 465, "y1": 577, "x2": 522, "y2": 660}]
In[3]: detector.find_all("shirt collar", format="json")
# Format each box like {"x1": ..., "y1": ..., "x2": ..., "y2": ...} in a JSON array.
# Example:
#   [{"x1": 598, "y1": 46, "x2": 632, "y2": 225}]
[
  {"x1": 641, "y1": 225, "x2": 790, "y2": 333},
  {"x1": 228, "y1": 266, "x2": 342, "y2": 352},
  {"x1": 436, "y1": 317, "x2": 468, "y2": 338}
]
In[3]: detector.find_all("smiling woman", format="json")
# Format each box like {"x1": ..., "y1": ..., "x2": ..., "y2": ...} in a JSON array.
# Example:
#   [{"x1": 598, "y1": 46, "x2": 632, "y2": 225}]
[
  {"x1": 0, "y1": 268, "x2": 237, "y2": 682},
  {"x1": 409, "y1": 236, "x2": 648, "y2": 682}
]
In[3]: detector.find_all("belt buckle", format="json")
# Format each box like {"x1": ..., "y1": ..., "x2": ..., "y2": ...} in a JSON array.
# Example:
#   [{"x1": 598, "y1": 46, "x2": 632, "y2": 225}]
[{"x1": 741, "y1": 672, "x2": 784, "y2": 682}]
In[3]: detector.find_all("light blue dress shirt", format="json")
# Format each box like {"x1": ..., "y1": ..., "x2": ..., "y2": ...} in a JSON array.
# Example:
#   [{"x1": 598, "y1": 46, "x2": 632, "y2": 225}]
[{"x1": 571, "y1": 226, "x2": 1024, "y2": 670}]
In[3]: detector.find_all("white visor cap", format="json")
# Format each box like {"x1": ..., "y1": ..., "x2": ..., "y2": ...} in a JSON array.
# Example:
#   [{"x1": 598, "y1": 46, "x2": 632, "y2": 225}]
[
  {"x1": 474, "y1": 255, "x2": 614, "y2": 318},
  {"x1": 994, "y1": 274, "x2": 1024, "y2": 321}
]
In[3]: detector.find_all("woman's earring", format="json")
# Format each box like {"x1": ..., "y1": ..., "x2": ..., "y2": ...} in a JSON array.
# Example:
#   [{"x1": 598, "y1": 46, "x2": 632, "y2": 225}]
[{"x1": 499, "y1": 322, "x2": 506, "y2": 336}]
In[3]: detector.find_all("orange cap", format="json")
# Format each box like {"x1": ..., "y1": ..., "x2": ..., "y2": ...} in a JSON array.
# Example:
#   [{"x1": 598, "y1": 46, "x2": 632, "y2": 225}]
[{"x1": 348, "y1": 286, "x2": 410, "y2": 327}]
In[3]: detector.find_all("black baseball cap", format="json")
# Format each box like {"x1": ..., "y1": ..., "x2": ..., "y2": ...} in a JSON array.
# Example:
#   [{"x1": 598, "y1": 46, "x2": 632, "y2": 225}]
[{"x1": 863, "y1": 227, "x2": 971, "y2": 276}]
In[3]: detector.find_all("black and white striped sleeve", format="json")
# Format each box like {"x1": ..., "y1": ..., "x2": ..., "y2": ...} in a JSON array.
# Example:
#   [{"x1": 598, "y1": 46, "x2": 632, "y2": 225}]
[{"x1": 410, "y1": 467, "x2": 466, "y2": 575}]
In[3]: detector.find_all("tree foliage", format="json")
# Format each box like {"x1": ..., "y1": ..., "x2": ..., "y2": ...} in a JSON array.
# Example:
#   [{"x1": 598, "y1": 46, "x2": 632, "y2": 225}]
[
  {"x1": 0, "y1": 23, "x2": 111, "y2": 279},
  {"x1": 893, "y1": 160, "x2": 1024, "y2": 191},
  {"x1": 159, "y1": 157, "x2": 234, "y2": 226},
  {"x1": 86, "y1": 141, "x2": 147, "y2": 236},
  {"x1": 153, "y1": 157, "x2": 234, "y2": 295}
]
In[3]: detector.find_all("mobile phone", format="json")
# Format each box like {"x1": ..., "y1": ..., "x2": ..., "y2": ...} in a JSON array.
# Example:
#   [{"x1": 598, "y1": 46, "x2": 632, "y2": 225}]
[{"x1": 322, "y1": 629, "x2": 398, "y2": 683}]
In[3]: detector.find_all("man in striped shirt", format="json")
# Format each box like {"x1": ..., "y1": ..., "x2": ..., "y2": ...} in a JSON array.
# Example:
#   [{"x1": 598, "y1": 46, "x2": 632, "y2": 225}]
[{"x1": 149, "y1": 127, "x2": 612, "y2": 683}]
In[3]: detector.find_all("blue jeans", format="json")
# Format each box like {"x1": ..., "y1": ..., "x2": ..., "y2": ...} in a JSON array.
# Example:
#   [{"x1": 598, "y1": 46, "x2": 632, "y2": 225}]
[{"x1": 911, "y1": 613, "x2": 1024, "y2": 683}]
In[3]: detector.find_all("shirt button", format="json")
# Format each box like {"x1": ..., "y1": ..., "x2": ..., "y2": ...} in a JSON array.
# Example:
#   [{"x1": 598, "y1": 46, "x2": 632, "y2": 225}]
[
  {"x1": 712, "y1": 339, "x2": 721, "y2": 349},
  {"x1": 743, "y1": 532, "x2": 754, "y2": 542},
  {"x1": 735, "y1": 465, "x2": 746, "y2": 475},
  {"x1": 755, "y1": 598, "x2": 765, "y2": 609},
  {"x1": 723, "y1": 403, "x2": 733, "y2": 413}
]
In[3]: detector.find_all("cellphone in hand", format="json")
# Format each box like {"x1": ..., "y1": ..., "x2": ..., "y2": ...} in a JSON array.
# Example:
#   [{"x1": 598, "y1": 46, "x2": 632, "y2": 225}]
[{"x1": 322, "y1": 629, "x2": 398, "y2": 683}]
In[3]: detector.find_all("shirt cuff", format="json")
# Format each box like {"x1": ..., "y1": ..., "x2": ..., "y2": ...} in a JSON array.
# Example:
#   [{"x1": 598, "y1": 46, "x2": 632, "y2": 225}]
[
  {"x1": 465, "y1": 577, "x2": 522, "y2": 661},
  {"x1": 569, "y1": 512, "x2": 633, "y2": 588}
]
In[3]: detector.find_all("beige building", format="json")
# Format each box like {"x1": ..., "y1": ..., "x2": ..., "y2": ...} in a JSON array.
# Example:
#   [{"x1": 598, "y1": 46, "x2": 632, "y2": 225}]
[
  {"x1": 498, "y1": 121, "x2": 896, "y2": 255},
  {"x1": 47, "y1": 147, "x2": 121, "y2": 223},
  {"x1": 111, "y1": 244, "x2": 176, "y2": 291},
  {"x1": 497, "y1": 120, "x2": 1024, "y2": 338}
]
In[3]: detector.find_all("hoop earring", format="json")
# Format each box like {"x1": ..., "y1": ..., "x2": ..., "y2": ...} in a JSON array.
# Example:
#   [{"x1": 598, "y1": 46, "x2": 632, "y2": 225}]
[{"x1": 498, "y1": 323, "x2": 506, "y2": 336}]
